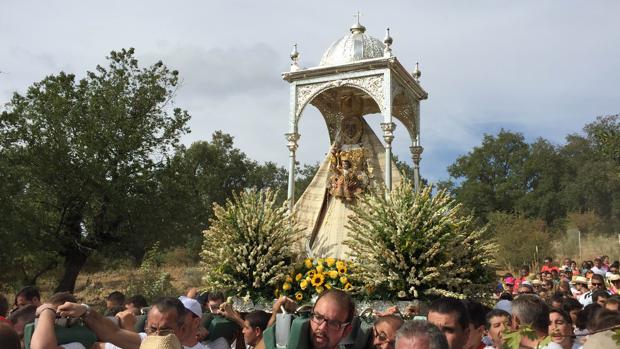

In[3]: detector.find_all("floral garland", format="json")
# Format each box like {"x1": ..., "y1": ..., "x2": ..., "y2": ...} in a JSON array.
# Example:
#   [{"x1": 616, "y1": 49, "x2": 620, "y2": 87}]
[{"x1": 277, "y1": 257, "x2": 355, "y2": 302}]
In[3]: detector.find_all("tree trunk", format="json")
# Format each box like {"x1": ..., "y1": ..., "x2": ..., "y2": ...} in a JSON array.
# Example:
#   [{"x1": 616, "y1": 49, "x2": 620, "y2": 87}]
[
  {"x1": 55, "y1": 250, "x2": 89, "y2": 293},
  {"x1": 55, "y1": 207, "x2": 90, "y2": 293}
]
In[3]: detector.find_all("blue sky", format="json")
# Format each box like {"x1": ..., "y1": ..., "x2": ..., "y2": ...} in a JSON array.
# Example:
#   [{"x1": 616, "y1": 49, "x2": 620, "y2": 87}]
[{"x1": 2, "y1": 1, "x2": 619, "y2": 183}]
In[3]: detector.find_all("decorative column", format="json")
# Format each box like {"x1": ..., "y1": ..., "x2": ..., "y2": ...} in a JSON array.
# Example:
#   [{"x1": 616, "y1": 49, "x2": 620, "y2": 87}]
[
  {"x1": 285, "y1": 132, "x2": 300, "y2": 211},
  {"x1": 410, "y1": 144, "x2": 424, "y2": 193},
  {"x1": 380, "y1": 122, "x2": 396, "y2": 191}
]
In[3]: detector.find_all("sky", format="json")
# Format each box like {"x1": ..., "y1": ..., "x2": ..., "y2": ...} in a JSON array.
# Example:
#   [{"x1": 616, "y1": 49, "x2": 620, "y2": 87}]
[{"x1": 1, "y1": 1, "x2": 619, "y2": 183}]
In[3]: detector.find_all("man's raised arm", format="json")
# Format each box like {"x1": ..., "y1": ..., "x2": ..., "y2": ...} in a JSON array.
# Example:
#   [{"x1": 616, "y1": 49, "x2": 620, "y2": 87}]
[{"x1": 57, "y1": 302, "x2": 142, "y2": 349}]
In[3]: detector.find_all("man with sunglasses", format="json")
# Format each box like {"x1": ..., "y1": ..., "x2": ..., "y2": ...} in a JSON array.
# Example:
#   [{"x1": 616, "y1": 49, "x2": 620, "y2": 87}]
[
  {"x1": 309, "y1": 289, "x2": 355, "y2": 349},
  {"x1": 578, "y1": 274, "x2": 610, "y2": 306}
]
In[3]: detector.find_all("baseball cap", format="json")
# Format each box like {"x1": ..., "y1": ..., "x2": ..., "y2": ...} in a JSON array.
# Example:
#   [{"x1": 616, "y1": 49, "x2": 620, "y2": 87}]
[{"x1": 179, "y1": 296, "x2": 202, "y2": 318}]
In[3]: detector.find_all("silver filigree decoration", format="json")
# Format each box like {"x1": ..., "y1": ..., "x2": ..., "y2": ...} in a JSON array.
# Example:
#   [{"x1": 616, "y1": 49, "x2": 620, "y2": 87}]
[{"x1": 295, "y1": 75, "x2": 386, "y2": 123}]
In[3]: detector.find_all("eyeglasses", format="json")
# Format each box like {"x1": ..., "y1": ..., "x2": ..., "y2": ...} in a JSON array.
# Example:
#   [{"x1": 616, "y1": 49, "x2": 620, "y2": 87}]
[
  {"x1": 310, "y1": 312, "x2": 349, "y2": 331},
  {"x1": 591, "y1": 283, "x2": 604, "y2": 287},
  {"x1": 373, "y1": 327, "x2": 394, "y2": 344},
  {"x1": 146, "y1": 327, "x2": 175, "y2": 336}
]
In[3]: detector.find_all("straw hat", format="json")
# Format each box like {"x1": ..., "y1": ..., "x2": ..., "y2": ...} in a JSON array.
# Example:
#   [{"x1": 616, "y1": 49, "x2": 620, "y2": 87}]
[
  {"x1": 608, "y1": 274, "x2": 620, "y2": 282},
  {"x1": 574, "y1": 276, "x2": 588, "y2": 285},
  {"x1": 531, "y1": 279, "x2": 542, "y2": 286},
  {"x1": 140, "y1": 334, "x2": 182, "y2": 349}
]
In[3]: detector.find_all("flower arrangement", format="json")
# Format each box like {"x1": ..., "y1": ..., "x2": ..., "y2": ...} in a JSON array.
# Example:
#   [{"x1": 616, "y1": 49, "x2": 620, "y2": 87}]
[
  {"x1": 345, "y1": 180, "x2": 497, "y2": 301},
  {"x1": 278, "y1": 257, "x2": 355, "y2": 303},
  {"x1": 200, "y1": 188, "x2": 302, "y2": 299}
]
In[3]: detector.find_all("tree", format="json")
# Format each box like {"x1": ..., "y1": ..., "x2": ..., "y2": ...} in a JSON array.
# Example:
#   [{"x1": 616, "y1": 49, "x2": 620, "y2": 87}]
[
  {"x1": 446, "y1": 130, "x2": 530, "y2": 221},
  {"x1": 0, "y1": 48, "x2": 190, "y2": 292},
  {"x1": 560, "y1": 116, "x2": 620, "y2": 223},
  {"x1": 515, "y1": 138, "x2": 566, "y2": 225},
  {"x1": 146, "y1": 132, "x2": 290, "y2": 260}
]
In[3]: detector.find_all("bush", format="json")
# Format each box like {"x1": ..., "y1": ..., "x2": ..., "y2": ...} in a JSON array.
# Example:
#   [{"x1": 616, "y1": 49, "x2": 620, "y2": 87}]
[
  {"x1": 126, "y1": 242, "x2": 178, "y2": 303},
  {"x1": 200, "y1": 188, "x2": 302, "y2": 299},
  {"x1": 345, "y1": 181, "x2": 496, "y2": 300},
  {"x1": 488, "y1": 212, "x2": 552, "y2": 269}
]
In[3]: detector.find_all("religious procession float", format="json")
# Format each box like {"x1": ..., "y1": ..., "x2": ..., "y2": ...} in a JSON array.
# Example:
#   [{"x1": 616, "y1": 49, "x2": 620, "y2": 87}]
[{"x1": 200, "y1": 15, "x2": 495, "y2": 324}]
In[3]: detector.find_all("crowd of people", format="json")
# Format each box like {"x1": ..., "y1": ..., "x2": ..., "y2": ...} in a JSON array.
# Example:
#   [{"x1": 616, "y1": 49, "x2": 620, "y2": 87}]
[{"x1": 0, "y1": 255, "x2": 619, "y2": 349}]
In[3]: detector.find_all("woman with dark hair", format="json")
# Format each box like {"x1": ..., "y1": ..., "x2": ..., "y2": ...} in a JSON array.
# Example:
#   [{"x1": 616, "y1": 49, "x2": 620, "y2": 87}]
[
  {"x1": 574, "y1": 303, "x2": 602, "y2": 345},
  {"x1": 548, "y1": 309, "x2": 581, "y2": 349}
]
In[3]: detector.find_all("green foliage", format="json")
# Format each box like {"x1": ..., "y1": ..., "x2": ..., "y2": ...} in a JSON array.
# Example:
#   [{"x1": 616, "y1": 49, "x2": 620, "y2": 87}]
[
  {"x1": 445, "y1": 117, "x2": 620, "y2": 227},
  {"x1": 501, "y1": 325, "x2": 551, "y2": 349},
  {"x1": 488, "y1": 213, "x2": 552, "y2": 269},
  {"x1": 586, "y1": 114, "x2": 620, "y2": 164},
  {"x1": 154, "y1": 132, "x2": 290, "y2": 260},
  {"x1": 448, "y1": 130, "x2": 530, "y2": 221},
  {"x1": 344, "y1": 180, "x2": 496, "y2": 300},
  {"x1": 126, "y1": 242, "x2": 179, "y2": 303},
  {"x1": 0, "y1": 47, "x2": 190, "y2": 291},
  {"x1": 200, "y1": 188, "x2": 302, "y2": 299}
]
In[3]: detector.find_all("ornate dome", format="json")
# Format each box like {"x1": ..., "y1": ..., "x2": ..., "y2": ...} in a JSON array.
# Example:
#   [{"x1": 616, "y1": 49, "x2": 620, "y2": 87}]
[{"x1": 319, "y1": 22, "x2": 385, "y2": 67}]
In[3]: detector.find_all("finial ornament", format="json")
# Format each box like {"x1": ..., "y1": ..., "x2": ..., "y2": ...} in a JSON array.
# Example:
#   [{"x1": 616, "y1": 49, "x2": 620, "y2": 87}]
[
  {"x1": 290, "y1": 43, "x2": 300, "y2": 72},
  {"x1": 350, "y1": 11, "x2": 366, "y2": 34},
  {"x1": 412, "y1": 62, "x2": 421, "y2": 82},
  {"x1": 383, "y1": 27, "x2": 393, "y2": 57}
]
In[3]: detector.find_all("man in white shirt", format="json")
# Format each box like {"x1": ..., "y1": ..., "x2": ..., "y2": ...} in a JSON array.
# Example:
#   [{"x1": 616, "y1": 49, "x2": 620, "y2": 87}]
[{"x1": 590, "y1": 258, "x2": 607, "y2": 277}]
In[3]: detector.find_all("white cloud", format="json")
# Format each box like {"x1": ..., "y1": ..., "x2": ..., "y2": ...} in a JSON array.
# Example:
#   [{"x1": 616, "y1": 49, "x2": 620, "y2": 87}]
[{"x1": 1, "y1": 0, "x2": 619, "y2": 181}]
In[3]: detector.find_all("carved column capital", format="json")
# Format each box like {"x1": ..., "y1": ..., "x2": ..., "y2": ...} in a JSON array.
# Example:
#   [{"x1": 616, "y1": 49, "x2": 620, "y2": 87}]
[
  {"x1": 410, "y1": 145, "x2": 424, "y2": 165},
  {"x1": 285, "y1": 132, "x2": 301, "y2": 152},
  {"x1": 380, "y1": 122, "x2": 396, "y2": 145}
]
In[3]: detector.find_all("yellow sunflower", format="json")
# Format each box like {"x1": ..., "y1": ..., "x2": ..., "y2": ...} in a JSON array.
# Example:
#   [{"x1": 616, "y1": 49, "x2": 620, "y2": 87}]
[
  {"x1": 344, "y1": 283, "x2": 352, "y2": 291},
  {"x1": 295, "y1": 273, "x2": 303, "y2": 281},
  {"x1": 311, "y1": 272, "x2": 325, "y2": 287},
  {"x1": 336, "y1": 260, "x2": 345, "y2": 269},
  {"x1": 307, "y1": 270, "x2": 316, "y2": 278},
  {"x1": 315, "y1": 285, "x2": 325, "y2": 294},
  {"x1": 325, "y1": 257, "x2": 336, "y2": 267},
  {"x1": 337, "y1": 265, "x2": 347, "y2": 274},
  {"x1": 304, "y1": 258, "x2": 313, "y2": 269},
  {"x1": 283, "y1": 282, "x2": 291, "y2": 291},
  {"x1": 295, "y1": 292, "x2": 303, "y2": 301},
  {"x1": 316, "y1": 265, "x2": 324, "y2": 273},
  {"x1": 339, "y1": 276, "x2": 348, "y2": 285},
  {"x1": 300, "y1": 279, "x2": 308, "y2": 290},
  {"x1": 328, "y1": 270, "x2": 339, "y2": 279}
]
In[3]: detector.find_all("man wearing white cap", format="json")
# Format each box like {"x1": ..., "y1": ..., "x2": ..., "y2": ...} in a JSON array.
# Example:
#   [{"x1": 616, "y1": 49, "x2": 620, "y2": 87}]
[
  {"x1": 178, "y1": 296, "x2": 229, "y2": 349},
  {"x1": 59, "y1": 296, "x2": 226, "y2": 349},
  {"x1": 178, "y1": 296, "x2": 206, "y2": 349}
]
